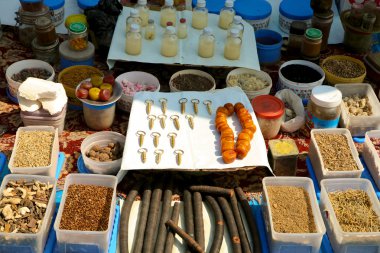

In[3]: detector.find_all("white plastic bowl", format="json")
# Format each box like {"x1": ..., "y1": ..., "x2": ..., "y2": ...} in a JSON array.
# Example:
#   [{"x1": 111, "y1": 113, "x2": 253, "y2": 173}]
[
  {"x1": 169, "y1": 69, "x2": 216, "y2": 92},
  {"x1": 116, "y1": 71, "x2": 160, "y2": 112},
  {"x1": 80, "y1": 131, "x2": 125, "y2": 175},
  {"x1": 6, "y1": 59, "x2": 55, "y2": 98},
  {"x1": 226, "y1": 68, "x2": 272, "y2": 100}
]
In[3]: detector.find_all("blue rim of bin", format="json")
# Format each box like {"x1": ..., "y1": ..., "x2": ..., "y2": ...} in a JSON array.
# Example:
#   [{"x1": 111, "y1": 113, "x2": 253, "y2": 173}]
[
  {"x1": 77, "y1": 155, "x2": 92, "y2": 174},
  {"x1": 77, "y1": 0, "x2": 100, "y2": 9},
  {"x1": 279, "y1": 0, "x2": 313, "y2": 20},
  {"x1": 235, "y1": 0, "x2": 272, "y2": 21},
  {"x1": 20, "y1": 0, "x2": 42, "y2": 3},
  {"x1": 44, "y1": 0, "x2": 64, "y2": 9},
  {"x1": 6, "y1": 87, "x2": 18, "y2": 104},
  {"x1": 255, "y1": 29, "x2": 283, "y2": 65},
  {"x1": 192, "y1": 0, "x2": 224, "y2": 14}
]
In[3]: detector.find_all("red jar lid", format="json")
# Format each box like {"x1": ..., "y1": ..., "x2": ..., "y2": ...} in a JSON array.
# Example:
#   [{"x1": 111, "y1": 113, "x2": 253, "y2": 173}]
[{"x1": 251, "y1": 95, "x2": 285, "y2": 119}]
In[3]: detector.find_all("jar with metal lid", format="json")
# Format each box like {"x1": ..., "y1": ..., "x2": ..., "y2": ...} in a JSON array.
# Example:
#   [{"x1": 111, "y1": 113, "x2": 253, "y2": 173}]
[
  {"x1": 19, "y1": 0, "x2": 43, "y2": 12},
  {"x1": 35, "y1": 16, "x2": 57, "y2": 46},
  {"x1": 288, "y1": 21, "x2": 307, "y2": 50},
  {"x1": 301, "y1": 28, "x2": 322, "y2": 60},
  {"x1": 310, "y1": 0, "x2": 333, "y2": 13},
  {"x1": 311, "y1": 10, "x2": 333, "y2": 51},
  {"x1": 306, "y1": 85, "x2": 342, "y2": 129},
  {"x1": 32, "y1": 38, "x2": 59, "y2": 64},
  {"x1": 68, "y1": 22, "x2": 88, "y2": 51}
]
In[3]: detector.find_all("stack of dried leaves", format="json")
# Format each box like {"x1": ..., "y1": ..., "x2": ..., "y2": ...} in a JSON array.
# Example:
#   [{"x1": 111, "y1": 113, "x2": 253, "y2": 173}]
[
  {"x1": 314, "y1": 133, "x2": 358, "y2": 171},
  {"x1": 329, "y1": 189, "x2": 380, "y2": 232}
]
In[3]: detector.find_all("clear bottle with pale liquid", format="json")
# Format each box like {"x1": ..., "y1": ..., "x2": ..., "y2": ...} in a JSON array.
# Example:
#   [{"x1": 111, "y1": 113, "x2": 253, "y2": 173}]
[
  {"x1": 160, "y1": 0, "x2": 177, "y2": 27},
  {"x1": 198, "y1": 27, "x2": 215, "y2": 58},
  {"x1": 177, "y1": 18, "x2": 188, "y2": 39},
  {"x1": 126, "y1": 9, "x2": 142, "y2": 33},
  {"x1": 228, "y1": 15, "x2": 244, "y2": 39},
  {"x1": 224, "y1": 28, "x2": 241, "y2": 60},
  {"x1": 192, "y1": 0, "x2": 208, "y2": 30},
  {"x1": 145, "y1": 19, "x2": 155, "y2": 40},
  {"x1": 219, "y1": 0, "x2": 235, "y2": 30},
  {"x1": 161, "y1": 26, "x2": 178, "y2": 57},
  {"x1": 135, "y1": 0, "x2": 149, "y2": 27},
  {"x1": 125, "y1": 24, "x2": 142, "y2": 55}
]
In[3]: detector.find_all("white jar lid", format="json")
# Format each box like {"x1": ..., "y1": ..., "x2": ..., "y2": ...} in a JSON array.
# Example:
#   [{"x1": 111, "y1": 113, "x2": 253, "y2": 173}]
[
  {"x1": 310, "y1": 85, "x2": 342, "y2": 108},
  {"x1": 225, "y1": 0, "x2": 234, "y2": 8}
]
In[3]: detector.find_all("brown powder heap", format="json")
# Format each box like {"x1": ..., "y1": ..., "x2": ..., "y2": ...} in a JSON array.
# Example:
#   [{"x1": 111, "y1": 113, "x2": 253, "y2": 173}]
[
  {"x1": 267, "y1": 186, "x2": 317, "y2": 233},
  {"x1": 314, "y1": 133, "x2": 358, "y2": 171},
  {"x1": 328, "y1": 189, "x2": 380, "y2": 233},
  {"x1": 59, "y1": 184, "x2": 114, "y2": 231}
]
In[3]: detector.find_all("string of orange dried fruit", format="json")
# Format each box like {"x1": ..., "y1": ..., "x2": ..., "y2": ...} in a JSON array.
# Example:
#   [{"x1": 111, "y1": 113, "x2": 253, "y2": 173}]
[{"x1": 215, "y1": 102, "x2": 256, "y2": 164}]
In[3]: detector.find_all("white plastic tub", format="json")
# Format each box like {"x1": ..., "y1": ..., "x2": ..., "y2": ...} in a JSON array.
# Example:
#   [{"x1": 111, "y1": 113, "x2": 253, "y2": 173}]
[
  {"x1": 8, "y1": 126, "x2": 59, "y2": 178},
  {"x1": 309, "y1": 128, "x2": 364, "y2": 183},
  {"x1": 262, "y1": 177, "x2": 325, "y2": 253},
  {"x1": 320, "y1": 178, "x2": 380, "y2": 253},
  {"x1": 363, "y1": 130, "x2": 380, "y2": 190},
  {"x1": 335, "y1": 83, "x2": 380, "y2": 137},
  {"x1": 0, "y1": 174, "x2": 56, "y2": 253},
  {"x1": 54, "y1": 174, "x2": 117, "y2": 253}
]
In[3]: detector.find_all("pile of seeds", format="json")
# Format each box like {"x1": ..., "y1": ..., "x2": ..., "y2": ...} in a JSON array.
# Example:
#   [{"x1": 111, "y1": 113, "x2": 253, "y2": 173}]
[
  {"x1": 314, "y1": 133, "x2": 358, "y2": 171},
  {"x1": 59, "y1": 184, "x2": 113, "y2": 231},
  {"x1": 0, "y1": 179, "x2": 53, "y2": 233},
  {"x1": 86, "y1": 142, "x2": 123, "y2": 162},
  {"x1": 323, "y1": 59, "x2": 365, "y2": 78},
  {"x1": 328, "y1": 189, "x2": 380, "y2": 232},
  {"x1": 343, "y1": 95, "x2": 373, "y2": 116},
  {"x1": 267, "y1": 186, "x2": 317, "y2": 233},
  {"x1": 13, "y1": 131, "x2": 54, "y2": 168},
  {"x1": 12, "y1": 68, "x2": 52, "y2": 83},
  {"x1": 172, "y1": 74, "x2": 214, "y2": 91},
  {"x1": 370, "y1": 138, "x2": 380, "y2": 157}
]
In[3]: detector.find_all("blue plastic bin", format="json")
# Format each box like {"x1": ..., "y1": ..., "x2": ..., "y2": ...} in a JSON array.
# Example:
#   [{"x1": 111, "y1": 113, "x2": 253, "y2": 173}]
[{"x1": 255, "y1": 29, "x2": 283, "y2": 65}]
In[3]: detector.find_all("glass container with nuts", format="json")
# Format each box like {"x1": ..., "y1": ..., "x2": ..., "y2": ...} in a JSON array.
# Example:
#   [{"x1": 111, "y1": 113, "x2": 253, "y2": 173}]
[{"x1": 68, "y1": 22, "x2": 88, "y2": 51}]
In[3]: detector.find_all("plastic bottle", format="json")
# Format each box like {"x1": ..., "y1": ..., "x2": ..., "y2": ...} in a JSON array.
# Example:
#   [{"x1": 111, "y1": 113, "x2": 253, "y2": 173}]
[
  {"x1": 177, "y1": 18, "x2": 188, "y2": 39},
  {"x1": 145, "y1": 19, "x2": 156, "y2": 40},
  {"x1": 198, "y1": 27, "x2": 215, "y2": 58},
  {"x1": 192, "y1": 0, "x2": 208, "y2": 29},
  {"x1": 160, "y1": 0, "x2": 177, "y2": 27},
  {"x1": 126, "y1": 9, "x2": 142, "y2": 33},
  {"x1": 126, "y1": 24, "x2": 142, "y2": 55},
  {"x1": 227, "y1": 15, "x2": 244, "y2": 39},
  {"x1": 219, "y1": 0, "x2": 235, "y2": 30},
  {"x1": 135, "y1": 0, "x2": 149, "y2": 27},
  {"x1": 161, "y1": 26, "x2": 178, "y2": 57},
  {"x1": 224, "y1": 28, "x2": 241, "y2": 60}
]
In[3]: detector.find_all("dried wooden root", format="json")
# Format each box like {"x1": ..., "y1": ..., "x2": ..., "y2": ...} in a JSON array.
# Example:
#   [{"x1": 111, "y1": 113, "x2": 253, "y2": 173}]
[
  {"x1": 164, "y1": 202, "x2": 181, "y2": 253},
  {"x1": 205, "y1": 195, "x2": 224, "y2": 253}
]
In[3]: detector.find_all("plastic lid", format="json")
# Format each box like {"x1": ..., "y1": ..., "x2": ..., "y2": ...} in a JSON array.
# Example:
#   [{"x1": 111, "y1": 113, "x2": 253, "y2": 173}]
[
  {"x1": 251, "y1": 95, "x2": 285, "y2": 119},
  {"x1": 166, "y1": 21, "x2": 173, "y2": 26},
  {"x1": 32, "y1": 37, "x2": 59, "y2": 50},
  {"x1": 235, "y1": 0, "x2": 272, "y2": 20},
  {"x1": 44, "y1": 0, "x2": 65, "y2": 10},
  {"x1": 130, "y1": 23, "x2": 140, "y2": 32},
  {"x1": 165, "y1": 0, "x2": 174, "y2": 6},
  {"x1": 138, "y1": 0, "x2": 147, "y2": 5},
  {"x1": 69, "y1": 22, "x2": 87, "y2": 33},
  {"x1": 289, "y1": 21, "x2": 307, "y2": 35},
  {"x1": 59, "y1": 40, "x2": 95, "y2": 61},
  {"x1": 230, "y1": 28, "x2": 240, "y2": 37},
  {"x1": 166, "y1": 26, "x2": 176, "y2": 34},
  {"x1": 35, "y1": 16, "x2": 52, "y2": 28},
  {"x1": 192, "y1": 0, "x2": 224, "y2": 14},
  {"x1": 305, "y1": 28, "x2": 322, "y2": 39},
  {"x1": 180, "y1": 18, "x2": 186, "y2": 23},
  {"x1": 77, "y1": 0, "x2": 100, "y2": 9},
  {"x1": 203, "y1": 27, "x2": 213, "y2": 34},
  {"x1": 197, "y1": 0, "x2": 206, "y2": 7},
  {"x1": 225, "y1": 0, "x2": 234, "y2": 8},
  {"x1": 233, "y1": 15, "x2": 242, "y2": 23},
  {"x1": 130, "y1": 8, "x2": 139, "y2": 17},
  {"x1": 279, "y1": 0, "x2": 313, "y2": 20},
  {"x1": 314, "y1": 10, "x2": 334, "y2": 19},
  {"x1": 310, "y1": 86, "x2": 342, "y2": 108}
]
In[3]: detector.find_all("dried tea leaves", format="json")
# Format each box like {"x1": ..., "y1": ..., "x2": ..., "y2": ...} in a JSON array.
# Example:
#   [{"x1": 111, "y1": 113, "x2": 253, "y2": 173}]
[
  {"x1": 328, "y1": 189, "x2": 380, "y2": 233},
  {"x1": 13, "y1": 131, "x2": 54, "y2": 168},
  {"x1": 267, "y1": 186, "x2": 317, "y2": 233},
  {"x1": 0, "y1": 179, "x2": 53, "y2": 233},
  {"x1": 314, "y1": 133, "x2": 358, "y2": 171},
  {"x1": 59, "y1": 184, "x2": 113, "y2": 231}
]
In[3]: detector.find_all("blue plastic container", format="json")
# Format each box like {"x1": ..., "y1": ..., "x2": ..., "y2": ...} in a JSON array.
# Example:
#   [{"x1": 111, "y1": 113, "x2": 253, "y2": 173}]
[
  {"x1": 235, "y1": 0, "x2": 272, "y2": 31},
  {"x1": 279, "y1": 0, "x2": 313, "y2": 33},
  {"x1": 44, "y1": 0, "x2": 65, "y2": 26},
  {"x1": 77, "y1": 0, "x2": 99, "y2": 9},
  {"x1": 255, "y1": 29, "x2": 283, "y2": 65},
  {"x1": 192, "y1": 0, "x2": 224, "y2": 14}
]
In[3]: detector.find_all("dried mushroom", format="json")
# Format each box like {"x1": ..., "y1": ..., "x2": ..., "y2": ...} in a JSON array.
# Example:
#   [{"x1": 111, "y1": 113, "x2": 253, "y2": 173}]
[
  {"x1": 86, "y1": 142, "x2": 123, "y2": 162},
  {"x1": 343, "y1": 95, "x2": 373, "y2": 116}
]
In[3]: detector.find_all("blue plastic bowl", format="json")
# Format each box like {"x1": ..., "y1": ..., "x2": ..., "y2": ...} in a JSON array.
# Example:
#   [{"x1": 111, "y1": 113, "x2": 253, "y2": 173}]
[{"x1": 255, "y1": 29, "x2": 283, "y2": 65}]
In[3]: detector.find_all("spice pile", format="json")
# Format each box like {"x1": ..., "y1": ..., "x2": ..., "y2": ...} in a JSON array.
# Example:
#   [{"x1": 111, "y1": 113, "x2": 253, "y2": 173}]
[
  {"x1": 86, "y1": 142, "x2": 123, "y2": 162},
  {"x1": 267, "y1": 186, "x2": 316, "y2": 233},
  {"x1": 314, "y1": 133, "x2": 358, "y2": 171},
  {"x1": 12, "y1": 68, "x2": 52, "y2": 83},
  {"x1": 370, "y1": 138, "x2": 380, "y2": 157},
  {"x1": 328, "y1": 189, "x2": 380, "y2": 232},
  {"x1": 0, "y1": 179, "x2": 54, "y2": 233},
  {"x1": 121, "y1": 79, "x2": 158, "y2": 96},
  {"x1": 59, "y1": 67, "x2": 102, "y2": 88},
  {"x1": 13, "y1": 131, "x2": 54, "y2": 168},
  {"x1": 59, "y1": 184, "x2": 113, "y2": 231},
  {"x1": 228, "y1": 73, "x2": 269, "y2": 91},
  {"x1": 323, "y1": 59, "x2": 365, "y2": 78},
  {"x1": 172, "y1": 74, "x2": 213, "y2": 91},
  {"x1": 343, "y1": 95, "x2": 373, "y2": 116}
]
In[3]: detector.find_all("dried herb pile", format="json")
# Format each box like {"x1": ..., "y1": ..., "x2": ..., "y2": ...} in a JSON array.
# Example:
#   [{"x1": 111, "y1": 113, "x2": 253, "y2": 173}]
[
  {"x1": 328, "y1": 189, "x2": 380, "y2": 232},
  {"x1": 314, "y1": 133, "x2": 358, "y2": 171},
  {"x1": 267, "y1": 186, "x2": 317, "y2": 233},
  {"x1": 323, "y1": 59, "x2": 365, "y2": 78}
]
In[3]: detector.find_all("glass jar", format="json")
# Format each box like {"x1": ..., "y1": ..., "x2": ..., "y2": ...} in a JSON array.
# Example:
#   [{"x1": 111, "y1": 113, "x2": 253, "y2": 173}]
[
  {"x1": 20, "y1": 0, "x2": 43, "y2": 12},
  {"x1": 311, "y1": 10, "x2": 333, "y2": 51},
  {"x1": 125, "y1": 24, "x2": 142, "y2": 55},
  {"x1": 192, "y1": 0, "x2": 208, "y2": 30},
  {"x1": 219, "y1": 0, "x2": 235, "y2": 29},
  {"x1": 361, "y1": 12, "x2": 377, "y2": 31},
  {"x1": 68, "y1": 22, "x2": 88, "y2": 51},
  {"x1": 32, "y1": 38, "x2": 59, "y2": 64},
  {"x1": 268, "y1": 139, "x2": 299, "y2": 176},
  {"x1": 126, "y1": 9, "x2": 142, "y2": 33},
  {"x1": 161, "y1": 26, "x2": 178, "y2": 57},
  {"x1": 306, "y1": 86, "x2": 342, "y2": 129},
  {"x1": 160, "y1": 0, "x2": 177, "y2": 27},
  {"x1": 145, "y1": 19, "x2": 155, "y2": 40},
  {"x1": 135, "y1": 0, "x2": 149, "y2": 27},
  {"x1": 224, "y1": 29, "x2": 241, "y2": 60},
  {"x1": 227, "y1": 15, "x2": 244, "y2": 39},
  {"x1": 349, "y1": 3, "x2": 364, "y2": 28},
  {"x1": 198, "y1": 27, "x2": 215, "y2": 58},
  {"x1": 177, "y1": 18, "x2": 187, "y2": 39},
  {"x1": 288, "y1": 21, "x2": 307, "y2": 50},
  {"x1": 301, "y1": 28, "x2": 322, "y2": 60},
  {"x1": 310, "y1": 0, "x2": 333, "y2": 13},
  {"x1": 35, "y1": 16, "x2": 57, "y2": 46}
]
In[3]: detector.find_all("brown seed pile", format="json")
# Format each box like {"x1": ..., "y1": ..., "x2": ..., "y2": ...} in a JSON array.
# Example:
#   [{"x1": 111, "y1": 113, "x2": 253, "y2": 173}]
[
  {"x1": 267, "y1": 186, "x2": 317, "y2": 233},
  {"x1": 86, "y1": 142, "x2": 122, "y2": 162},
  {"x1": 0, "y1": 179, "x2": 53, "y2": 233},
  {"x1": 314, "y1": 133, "x2": 358, "y2": 171},
  {"x1": 323, "y1": 59, "x2": 365, "y2": 78},
  {"x1": 328, "y1": 189, "x2": 380, "y2": 232},
  {"x1": 59, "y1": 184, "x2": 113, "y2": 231},
  {"x1": 12, "y1": 68, "x2": 52, "y2": 83},
  {"x1": 13, "y1": 131, "x2": 54, "y2": 168},
  {"x1": 172, "y1": 74, "x2": 214, "y2": 91}
]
